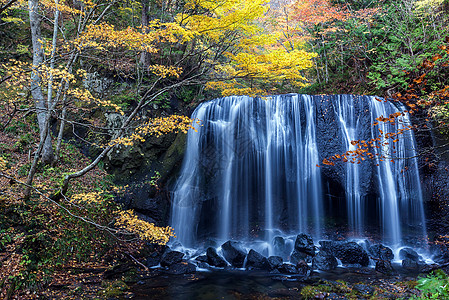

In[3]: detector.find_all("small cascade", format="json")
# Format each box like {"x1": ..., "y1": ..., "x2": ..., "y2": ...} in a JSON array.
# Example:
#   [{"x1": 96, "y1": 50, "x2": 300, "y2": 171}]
[
  {"x1": 369, "y1": 99, "x2": 427, "y2": 246},
  {"x1": 334, "y1": 96, "x2": 363, "y2": 236},
  {"x1": 170, "y1": 94, "x2": 427, "y2": 249}
]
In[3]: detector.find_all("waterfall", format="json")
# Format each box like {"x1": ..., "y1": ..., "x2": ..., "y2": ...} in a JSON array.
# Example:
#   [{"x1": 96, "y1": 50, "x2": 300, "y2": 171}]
[{"x1": 170, "y1": 94, "x2": 427, "y2": 249}]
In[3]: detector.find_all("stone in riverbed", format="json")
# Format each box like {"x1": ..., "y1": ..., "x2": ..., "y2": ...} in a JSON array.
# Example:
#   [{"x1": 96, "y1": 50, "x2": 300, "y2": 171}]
[
  {"x1": 221, "y1": 241, "x2": 247, "y2": 268},
  {"x1": 312, "y1": 250, "x2": 338, "y2": 271},
  {"x1": 278, "y1": 263, "x2": 298, "y2": 274},
  {"x1": 206, "y1": 247, "x2": 227, "y2": 267},
  {"x1": 267, "y1": 256, "x2": 283, "y2": 270},
  {"x1": 144, "y1": 244, "x2": 169, "y2": 267},
  {"x1": 246, "y1": 249, "x2": 269, "y2": 270},
  {"x1": 368, "y1": 244, "x2": 394, "y2": 261},
  {"x1": 195, "y1": 255, "x2": 208, "y2": 263},
  {"x1": 290, "y1": 250, "x2": 312, "y2": 264},
  {"x1": 294, "y1": 233, "x2": 316, "y2": 256},
  {"x1": 296, "y1": 260, "x2": 311, "y2": 276},
  {"x1": 402, "y1": 258, "x2": 419, "y2": 270},
  {"x1": 165, "y1": 261, "x2": 196, "y2": 274},
  {"x1": 399, "y1": 247, "x2": 420, "y2": 262},
  {"x1": 375, "y1": 260, "x2": 394, "y2": 275},
  {"x1": 319, "y1": 241, "x2": 369, "y2": 267},
  {"x1": 160, "y1": 250, "x2": 184, "y2": 267}
]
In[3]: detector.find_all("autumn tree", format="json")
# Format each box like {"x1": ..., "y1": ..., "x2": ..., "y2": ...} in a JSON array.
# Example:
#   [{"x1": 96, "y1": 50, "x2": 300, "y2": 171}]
[
  {"x1": 0, "y1": 0, "x2": 319, "y2": 257},
  {"x1": 0, "y1": 0, "x2": 318, "y2": 198}
]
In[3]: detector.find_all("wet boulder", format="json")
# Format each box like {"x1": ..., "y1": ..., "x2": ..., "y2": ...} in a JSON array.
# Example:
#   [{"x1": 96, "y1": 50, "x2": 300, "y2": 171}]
[
  {"x1": 267, "y1": 256, "x2": 283, "y2": 270},
  {"x1": 221, "y1": 241, "x2": 247, "y2": 268},
  {"x1": 368, "y1": 244, "x2": 394, "y2": 261},
  {"x1": 296, "y1": 260, "x2": 311, "y2": 276},
  {"x1": 206, "y1": 247, "x2": 227, "y2": 267},
  {"x1": 294, "y1": 233, "x2": 315, "y2": 256},
  {"x1": 312, "y1": 251, "x2": 338, "y2": 271},
  {"x1": 195, "y1": 255, "x2": 208, "y2": 263},
  {"x1": 160, "y1": 250, "x2": 184, "y2": 267},
  {"x1": 402, "y1": 258, "x2": 420, "y2": 271},
  {"x1": 291, "y1": 250, "x2": 312, "y2": 264},
  {"x1": 165, "y1": 261, "x2": 196, "y2": 274},
  {"x1": 246, "y1": 249, "x2": 269, "y2": 270},
  {"x1": 375, "y1": 260, "x2": 394, "y2": 275},
  {"x1": 145, "y1": 252, "x2": 163, "y2": 268},
  {"x1": 399, "y1": 248, "x2": 420, "y2": 262},
  {"x1": 143, "y1": 244, "x2": 168, "y2": 268},
  {"x1": 278, "y1": 263, "x2": 298, "y2": 274},
  {"x1": 319, "y1": 241, "x2": 369, "y2": 267}
]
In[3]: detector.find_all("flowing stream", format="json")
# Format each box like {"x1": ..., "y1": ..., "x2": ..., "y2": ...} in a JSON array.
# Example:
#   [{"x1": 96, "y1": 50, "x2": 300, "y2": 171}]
[{"x1": 170, "y1": 94, "x2": 427, "y2": 252}]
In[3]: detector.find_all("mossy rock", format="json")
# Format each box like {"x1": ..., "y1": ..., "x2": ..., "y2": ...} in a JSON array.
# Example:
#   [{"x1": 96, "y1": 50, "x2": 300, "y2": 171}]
[{"x1": 101, "y1": 280, "x2": 129, "y2": 297}]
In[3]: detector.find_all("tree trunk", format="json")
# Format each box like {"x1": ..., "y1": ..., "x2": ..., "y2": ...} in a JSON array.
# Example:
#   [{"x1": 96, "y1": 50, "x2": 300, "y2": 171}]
[
  {"x1": 139, "y1": 1, "x2": 151, "y2": 66},
  {"x1": 29, "y1": 0, "x2": 54, "y2": 165}
]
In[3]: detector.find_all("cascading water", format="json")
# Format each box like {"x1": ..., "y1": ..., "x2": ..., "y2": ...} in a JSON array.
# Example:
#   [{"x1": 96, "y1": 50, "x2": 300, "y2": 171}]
[{"x1": 170, "y1": 94, "x2": 427, "y2": 251}]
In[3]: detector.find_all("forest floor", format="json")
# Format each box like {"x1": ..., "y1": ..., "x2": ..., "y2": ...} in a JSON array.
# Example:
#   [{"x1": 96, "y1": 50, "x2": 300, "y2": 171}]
[{"x1": 0, "y1": 120, "x2": 148, "y2": 299}]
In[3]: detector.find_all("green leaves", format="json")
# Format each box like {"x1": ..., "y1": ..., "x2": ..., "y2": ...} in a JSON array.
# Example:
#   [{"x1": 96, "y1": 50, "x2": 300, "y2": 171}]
[{"x1": 415, "y1": 270, "x2": 449, "y2": 299}]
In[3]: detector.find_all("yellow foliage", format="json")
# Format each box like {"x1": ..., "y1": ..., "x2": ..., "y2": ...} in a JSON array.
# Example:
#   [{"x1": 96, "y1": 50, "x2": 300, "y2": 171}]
[
  {"x1": 111, "y1": 115, "x2": 197, "y2": 147},
  {"x1": 116, "y1": 210, "x2": 175, "y2": 245},
  {"x1": 74, "y1": 21, "x2": 190, "y2": 53},
  {"x1": 40, "y1": 0, "x2": 84, "y2": 16},
  {"x1": 147, "y1": 65, "x2": 182, "y2": 78},
  {"x1": 1, "y1": 59, "x2": 124, "y2": 114},
  {"x1": 71, "y1": 192, "x2": 103, "y2": 204},
  {"x1": 177, "y1": 0, "x2": 268, "y2": 41},
  {"x1": 0, "y1": 157, "x2": 7, "y2": 171},
  {"x1": 415, "y1": 0, "x2": 446, "y2": 15},
  {"x1": 0, "y1": 0, "x2": 27, "y2": 24}
]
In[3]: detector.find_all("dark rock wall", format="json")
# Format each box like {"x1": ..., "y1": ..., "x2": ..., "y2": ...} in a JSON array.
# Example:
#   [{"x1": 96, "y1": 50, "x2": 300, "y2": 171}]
[
  {"x1": 105, "y1": 131, "x2": 187, "y2": 226},
  {"x1": 417, "y1": 126, "x2": 449, "y2": 242}
]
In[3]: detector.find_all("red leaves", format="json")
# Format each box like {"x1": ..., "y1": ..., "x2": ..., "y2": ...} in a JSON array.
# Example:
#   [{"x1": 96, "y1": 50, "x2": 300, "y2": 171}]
[
  {"x1": 322, "y1": 158, "x2": 335, "y2": 166},
  {"x1": 432, "y1": 54, "x2": 443, "y2": 62},
  {"x1": 413, "y1": 73, "x2": 427, "y2": 84}
]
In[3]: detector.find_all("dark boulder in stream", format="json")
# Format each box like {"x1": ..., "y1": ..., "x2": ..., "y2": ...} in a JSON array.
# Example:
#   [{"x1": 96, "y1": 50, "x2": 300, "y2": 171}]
[
  {"x1": 206, "y1": 247, "x2": 227, "y2": 267},
  {"x1": 278, "y1": 263, "x2": 298, "y2": 274},
  {"x1": 246, "y1": 249, "x2": 269, "y2": 270},
  {"x1": 296, "y1": 260, "x2": 311, "y2": 276},
  {"x1": 375, "y1": 260, "x2": 394, "y2": 275},
  {"x1": 267, "y1": 256, "x2": 283, "y2": 270},
  {"x1": 291, "y1": 250, "x2": 312, "y2": 264},
  {"x1": 402, "y1": 258, "x2": 420, "y2": 271},
  {"x1": 160, "y1": 250, "x2": 184, "y2": 267},
  {"x1": 165, "y1": 261, "x2": 196, "y2": 274},
  {"x1": 399, "y1": 247, "x2": 420, "y2": 262},
  {"x1": 368, "y1": 244, "x2": 394, "y2": 261},
  {"x1": 319, "y1": 241, "x2": 369, "y2": 266},
  {"x1": 312, "y1": 250, "x2": 338, "y2": 271},
  {"x1": 294, "y1": 233, "x2": 316, "y2": 256},
  {"x1": 221, "y1": 241, "x2": 247, "y2": 268}
]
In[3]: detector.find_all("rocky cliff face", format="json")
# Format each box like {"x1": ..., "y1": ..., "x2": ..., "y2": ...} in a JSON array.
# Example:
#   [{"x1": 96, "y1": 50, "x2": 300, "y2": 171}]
[
  {"x1": 417, "y1": 126, "x2": 449, "y2": 241},
  {"x1": 104, "y1": 131, "x2": 187, "y2": 226}
]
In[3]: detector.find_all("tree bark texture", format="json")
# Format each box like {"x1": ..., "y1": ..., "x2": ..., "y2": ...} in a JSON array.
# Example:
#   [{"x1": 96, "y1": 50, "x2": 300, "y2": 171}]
[{"x1": 29, "y1": 0, "x2": 54, "y2": 165}]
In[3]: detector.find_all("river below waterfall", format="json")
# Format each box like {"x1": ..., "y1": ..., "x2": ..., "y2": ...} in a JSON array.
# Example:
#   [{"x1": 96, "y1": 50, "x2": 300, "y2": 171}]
[{"x1": 131, "y1": 266, "x2": 427, "y2": 299}]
